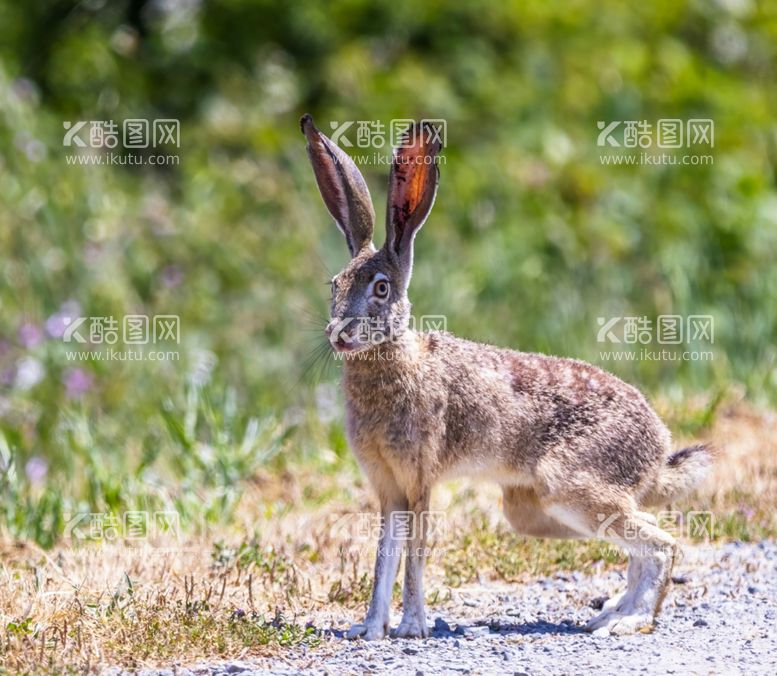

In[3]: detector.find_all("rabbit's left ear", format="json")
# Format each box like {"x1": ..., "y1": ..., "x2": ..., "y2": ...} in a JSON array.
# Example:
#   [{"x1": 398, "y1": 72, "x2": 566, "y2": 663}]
[
  {"x1": 301, "y1": 114, "x2": 375, "y2": 256},
  {"x1": 384, "y1": 121, "x2": 443, "y2": 276}
]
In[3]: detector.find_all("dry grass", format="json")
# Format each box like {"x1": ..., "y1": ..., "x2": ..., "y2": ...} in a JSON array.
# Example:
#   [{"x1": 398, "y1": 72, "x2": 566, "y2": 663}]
[
  {"x1": 665, "y1": 399, "x2": 777, "y2": 540},
  {"x1": 1, "y1": 403, "x2": 775, "y2": 673}
]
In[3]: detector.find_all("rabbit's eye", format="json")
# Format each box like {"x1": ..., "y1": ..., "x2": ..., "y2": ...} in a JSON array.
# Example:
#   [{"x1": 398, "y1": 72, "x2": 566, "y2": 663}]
[{"x1": 373, "y1": 279, "x2": 390, "y2": 299}]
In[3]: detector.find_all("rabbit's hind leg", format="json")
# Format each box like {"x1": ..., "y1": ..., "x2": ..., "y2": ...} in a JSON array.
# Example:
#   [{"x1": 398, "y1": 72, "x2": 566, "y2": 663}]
[
  {"x1": 502, "y1": 485, "x2": 586, "y2": 539},
  {"x1": 542, "y1": 496, "x2": 676, "y2": 635}
]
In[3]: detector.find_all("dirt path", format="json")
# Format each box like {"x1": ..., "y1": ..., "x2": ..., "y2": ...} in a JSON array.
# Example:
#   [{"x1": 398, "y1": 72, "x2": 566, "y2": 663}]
[{"x1": 128, "y1": 541, "x2": 775, "y2": 675}]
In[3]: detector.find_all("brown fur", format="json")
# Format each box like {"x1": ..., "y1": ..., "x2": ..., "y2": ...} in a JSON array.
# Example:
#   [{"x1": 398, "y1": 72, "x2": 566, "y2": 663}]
[{"x1": 301, "y1": 114, "x2": 712, "y2": 639}]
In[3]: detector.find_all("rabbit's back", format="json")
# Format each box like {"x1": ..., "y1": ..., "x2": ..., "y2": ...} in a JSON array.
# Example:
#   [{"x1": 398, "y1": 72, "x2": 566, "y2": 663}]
[{"x1": 342, "y1": 330, "x2": 672, "y2": 500}]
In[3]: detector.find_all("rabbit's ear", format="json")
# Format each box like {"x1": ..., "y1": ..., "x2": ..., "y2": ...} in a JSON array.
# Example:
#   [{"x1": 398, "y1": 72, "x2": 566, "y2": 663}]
[
  {"x1": 384, "y1": 121, "x2": 442, "y2": 276},
  {"x1": 301, "y1": 114, "x2": 375, "y2": 256}
]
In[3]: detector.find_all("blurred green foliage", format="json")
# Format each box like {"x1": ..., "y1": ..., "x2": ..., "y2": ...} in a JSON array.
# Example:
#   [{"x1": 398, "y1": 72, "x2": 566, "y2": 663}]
[{"x1": 0, "y1": 0, "x2": 775, "y2": 544}]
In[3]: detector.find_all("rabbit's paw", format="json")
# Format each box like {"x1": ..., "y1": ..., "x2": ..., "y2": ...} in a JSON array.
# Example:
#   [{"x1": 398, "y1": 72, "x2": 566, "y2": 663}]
[
  {"x1": 345, "y1": 620, "x2": 387, "y2": 641},
  {"x1": 585, "y1": 607, "x2": 654, "y2": 635},
  {"x1": 394, "y1": 614, "x2": 429, "y2": 639}
]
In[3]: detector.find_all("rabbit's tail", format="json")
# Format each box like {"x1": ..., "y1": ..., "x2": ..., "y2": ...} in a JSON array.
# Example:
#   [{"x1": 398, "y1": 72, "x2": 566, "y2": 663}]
[{"x1": 641, "y1": 444, "x2": 713, "y2": 506}]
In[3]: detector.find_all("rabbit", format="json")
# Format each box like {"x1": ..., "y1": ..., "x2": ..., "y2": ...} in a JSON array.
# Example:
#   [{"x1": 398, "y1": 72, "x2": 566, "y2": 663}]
[{"x1": 300, "y1": 113, "x2": 712, "y2": 639}]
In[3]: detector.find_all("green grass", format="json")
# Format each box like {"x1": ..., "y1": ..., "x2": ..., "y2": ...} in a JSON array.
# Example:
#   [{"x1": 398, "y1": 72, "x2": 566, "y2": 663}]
[
  {"x1": 442, "y1": 518, "x2": 627, "y2": 587},
  {"x1": 0, "y1": 382, "x2": 294, "y2": 547},
  {"x1": 102, "y1": 610, "x2": 321, "y2": 665},
  {"x1": 0, "y1": 0, "x2": 775, "y2": 549}
]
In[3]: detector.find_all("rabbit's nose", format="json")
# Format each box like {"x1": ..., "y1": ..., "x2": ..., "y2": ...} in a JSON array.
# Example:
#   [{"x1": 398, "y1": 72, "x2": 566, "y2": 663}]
[
  {"x1": 326, "y1": 317, "x2": 353, "y2": 337},
  {"x1": 326, "y1": 318, "x2": 356, "y2": 351}
]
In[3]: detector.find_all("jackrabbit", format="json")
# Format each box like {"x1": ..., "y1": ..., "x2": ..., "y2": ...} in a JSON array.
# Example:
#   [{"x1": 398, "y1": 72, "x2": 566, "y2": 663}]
[{"x1": 300, "y1": 113, "x2": 711, "y2": 638}]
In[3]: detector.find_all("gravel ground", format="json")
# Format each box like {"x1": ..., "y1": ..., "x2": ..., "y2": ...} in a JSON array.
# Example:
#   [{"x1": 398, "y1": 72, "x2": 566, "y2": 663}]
[{"x1": 131, "y1": 541, "x2": 776, "y2": 676}]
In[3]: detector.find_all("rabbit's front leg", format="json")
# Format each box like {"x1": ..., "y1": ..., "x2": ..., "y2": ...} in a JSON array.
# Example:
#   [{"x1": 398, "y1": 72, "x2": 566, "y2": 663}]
[
  {"x1": 346, "y1": 495, "x2": 407, "y2": 640},
  {"x1": 395, "y1": 490, "x2": 431, "y2": 638}
]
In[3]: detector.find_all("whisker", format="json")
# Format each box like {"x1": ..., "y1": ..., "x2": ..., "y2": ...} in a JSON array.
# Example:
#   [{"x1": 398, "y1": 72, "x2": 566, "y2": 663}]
[
  {"x1": 286, "y1": 300, "x2": 330, "y2": 331},
  {"x1": 284, "y1": 337, "x2": 339, "y2": 399},
  {"x1": 310, "y1": 247, "x2": 336, "y2": 281}
]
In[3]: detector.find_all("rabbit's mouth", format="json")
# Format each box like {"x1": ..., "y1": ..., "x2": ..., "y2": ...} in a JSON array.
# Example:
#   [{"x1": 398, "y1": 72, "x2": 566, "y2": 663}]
[
  {"x1": 325, "y1": 318, "x2": 361, "y2": 353},
  {"x1": 330, "y1": 333, "x2": 360, "y2": 353}
]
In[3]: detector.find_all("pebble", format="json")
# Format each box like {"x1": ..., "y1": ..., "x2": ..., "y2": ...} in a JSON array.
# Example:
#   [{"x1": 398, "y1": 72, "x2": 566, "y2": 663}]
[
  {"x1": 462, "y1": 626, "x2": 490, "y2": 638},
  {"x1": 433, "y1": 617, "x2": 451, "y2": 633}
]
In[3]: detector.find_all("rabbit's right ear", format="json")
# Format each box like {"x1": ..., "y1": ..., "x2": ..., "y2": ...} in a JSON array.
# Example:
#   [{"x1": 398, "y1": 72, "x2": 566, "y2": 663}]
[
  {"x1": 300, "y1": 114, "x2": 375, "y2": 257},
  {"x1": 384, "y1": 121, "x2": 442, "y2": 280}
]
